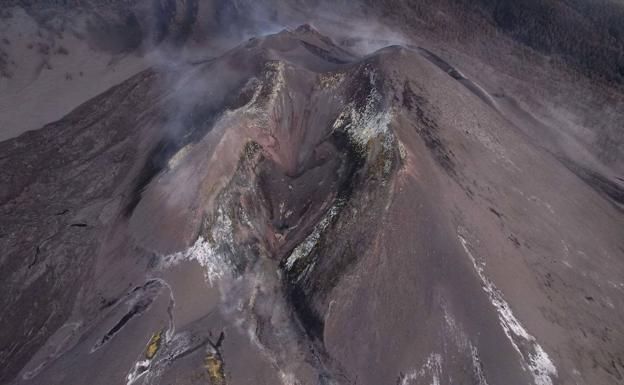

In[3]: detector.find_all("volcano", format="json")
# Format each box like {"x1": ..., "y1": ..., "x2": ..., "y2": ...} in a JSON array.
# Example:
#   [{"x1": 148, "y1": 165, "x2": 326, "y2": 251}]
[{"x1": 1, "y1": 2, "x2": 623, "y2": 385}]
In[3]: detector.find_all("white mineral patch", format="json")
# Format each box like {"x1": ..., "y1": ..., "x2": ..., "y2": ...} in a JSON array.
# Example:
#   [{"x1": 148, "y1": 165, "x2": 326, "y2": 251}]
[
  {"x1": 284, "y1": 200, "x2": 343, "y2": 272},
  {"x1": 161, "y1": 236, "x2": 231, "y2": 286},
  {"x1": 278, "y1": 370, "x2": 298, "y2": 385},
  {"x1": 160, "y1": 206, "x2": 234, "y2": 286},
  {"x1": 442, "y1": 306, "x2": 489, "y2": 385},
  {"x1": 126, "y1": 359, "x2": 150, "y2": 385},
  {"x1": 331, "y1": 68, "x2": 395, "y2": 151},
  {"x1": 471, "y1": 345, "x2": 490, "y2": 385},
  {"x1": 458, "y1": 232, "x2": 557, "y2": 385},
  {"x1": 245, "y1": 61, "x2": 288, "y2": 124},
  {"x1": 400, "y1": 353, "x2": 443, "y2": 385}
]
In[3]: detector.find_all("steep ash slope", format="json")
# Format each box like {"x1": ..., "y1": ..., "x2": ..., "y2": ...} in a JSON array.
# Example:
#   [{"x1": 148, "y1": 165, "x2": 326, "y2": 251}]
[{"x1": 1, "y1": 25, "x2": 623, "y2": 385}]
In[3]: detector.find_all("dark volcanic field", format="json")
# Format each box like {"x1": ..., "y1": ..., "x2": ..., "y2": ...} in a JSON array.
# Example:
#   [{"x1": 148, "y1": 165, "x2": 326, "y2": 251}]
[{"x1": 0, "y1": 1, "x2": 623, "y2": 385}]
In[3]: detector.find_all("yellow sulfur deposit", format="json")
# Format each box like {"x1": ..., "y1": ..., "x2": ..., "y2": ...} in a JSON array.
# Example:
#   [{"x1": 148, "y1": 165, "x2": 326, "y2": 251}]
[
  {"x1": 145, "y1": 330, "x2": 163, "y2": 359},
  {"x1": 204, "y1": 352, "x2": 226, "y2": 385}
]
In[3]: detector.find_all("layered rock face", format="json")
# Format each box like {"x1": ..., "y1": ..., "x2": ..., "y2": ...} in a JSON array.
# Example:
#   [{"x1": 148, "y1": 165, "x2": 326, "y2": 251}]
[{"x1": 0, "y1": 11, "x2": 623, "y2": 385}]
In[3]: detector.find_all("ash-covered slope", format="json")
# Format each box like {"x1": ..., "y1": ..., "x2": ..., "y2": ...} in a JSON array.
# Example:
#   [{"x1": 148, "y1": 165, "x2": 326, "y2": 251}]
[{"x1": 1, "y1": 24, "x2": 623, "y2": 385}]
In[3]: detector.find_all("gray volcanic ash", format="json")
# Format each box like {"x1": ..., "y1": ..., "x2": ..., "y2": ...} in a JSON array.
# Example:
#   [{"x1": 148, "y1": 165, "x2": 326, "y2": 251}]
[{"x1": 1, "y1": 2, "x2": 624, "y2": 385}]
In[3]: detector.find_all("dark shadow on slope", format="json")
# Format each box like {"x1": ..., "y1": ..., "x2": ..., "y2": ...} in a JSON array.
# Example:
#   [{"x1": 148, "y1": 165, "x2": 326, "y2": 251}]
[
  {"x1": 561, "y1": 159, "x2": 624, "y2": 211},
  {"x1": 122, "y1": 73, "x2": 256, "y2": 217}
]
